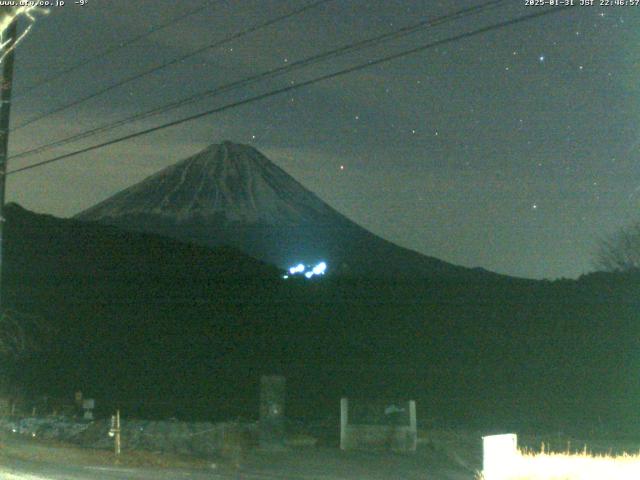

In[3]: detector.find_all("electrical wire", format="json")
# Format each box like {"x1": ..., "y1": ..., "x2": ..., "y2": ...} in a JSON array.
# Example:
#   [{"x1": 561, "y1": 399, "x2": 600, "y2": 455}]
[
  {"x1": 13, "y1": 0, "x2": 219, "y2": 99},
  {"x1": 8, "y1": 5, "x2": 573, "y2": 176},
  {"x1": 10, "y1": 0, "x2": 508, "y2": 161},
  {"x1": 10, "y1": 0, "x2": 334, "y2": 131}
]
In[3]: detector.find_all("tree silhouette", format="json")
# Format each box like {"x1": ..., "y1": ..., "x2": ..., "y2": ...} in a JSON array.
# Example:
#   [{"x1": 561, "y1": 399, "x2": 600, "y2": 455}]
[
  {"x1": 0, "y1": 309, "x2": 52, "y2": 360},
  {"x1": 595, "y1": 221, "x2": 640, "y2": 272}
]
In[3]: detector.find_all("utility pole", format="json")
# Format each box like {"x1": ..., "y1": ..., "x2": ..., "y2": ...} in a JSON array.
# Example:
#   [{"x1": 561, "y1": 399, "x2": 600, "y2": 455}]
[{"x1": 0, "y1": 19, "x2": 17, "y2": 310}]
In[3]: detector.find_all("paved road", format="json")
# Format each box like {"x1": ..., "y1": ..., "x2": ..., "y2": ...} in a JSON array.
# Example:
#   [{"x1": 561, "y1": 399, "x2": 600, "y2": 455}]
[
  {"x1": 0, "y1": 446, "x2": 476, "y2": 479},
  {"x1": 1, "y1": 466, "x2": 473, "y2": 480},
  {"x1": 1, "y1": 461, "x2": 282, "y2": 480}
]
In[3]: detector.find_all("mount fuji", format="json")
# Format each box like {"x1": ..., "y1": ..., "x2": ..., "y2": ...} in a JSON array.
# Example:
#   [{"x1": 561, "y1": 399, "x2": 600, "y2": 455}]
[{"x1": 76, "y1": 141, "x2": 492, "y2": 279}]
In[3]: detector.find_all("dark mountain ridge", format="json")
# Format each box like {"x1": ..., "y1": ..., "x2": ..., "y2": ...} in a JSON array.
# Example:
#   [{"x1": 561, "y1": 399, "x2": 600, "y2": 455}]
[{"x1": 4, "y1": 204, "x2": 640, "y2": 434}]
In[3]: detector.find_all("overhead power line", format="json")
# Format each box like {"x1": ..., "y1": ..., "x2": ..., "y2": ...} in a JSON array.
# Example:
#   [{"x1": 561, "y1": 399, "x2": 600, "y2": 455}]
[
  {"x1": 13, "y1": 0, "x2": 220, "y2": 99},
  {"x1": 8, "y1": 5, "x2": 572, "y2": 176},
  {"x1": 11, "y1": 0, "x2": 334, "y2": 132},
  {"x1": 11, "y1": 0, "x2": 508, "y2": 161}
]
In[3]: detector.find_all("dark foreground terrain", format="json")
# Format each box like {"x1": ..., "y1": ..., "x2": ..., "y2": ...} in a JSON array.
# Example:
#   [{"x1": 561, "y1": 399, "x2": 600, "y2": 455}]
[
  {"x1": 2, "y1": 427, "x2": 639, "y2": 480},
  {"x1": 0, "y1": 428, "x2": 477, "y2": 480},
  {"x1": 2, "y1": 204, "x2": 639, "y2": 436}
]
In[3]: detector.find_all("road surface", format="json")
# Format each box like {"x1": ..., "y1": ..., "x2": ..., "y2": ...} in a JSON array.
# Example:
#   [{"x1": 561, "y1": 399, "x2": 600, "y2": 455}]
[{"x1": 0, "y1": 446, "x2": 477, "y2": 479}]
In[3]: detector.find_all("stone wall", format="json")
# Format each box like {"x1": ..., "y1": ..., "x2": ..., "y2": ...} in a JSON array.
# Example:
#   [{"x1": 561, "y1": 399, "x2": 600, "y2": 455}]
[
  {"x1": 0, "y1": 416, "x2": 258, "y2": 458},
  {"x1": 340, "y1": 423, "x2": 417, "y2": 451}
]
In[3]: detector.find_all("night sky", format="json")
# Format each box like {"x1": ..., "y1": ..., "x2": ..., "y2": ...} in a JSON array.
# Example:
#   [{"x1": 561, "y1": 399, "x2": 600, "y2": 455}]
[{"x1": 4, "y1": 0, "x2": 639, "y2": 280}]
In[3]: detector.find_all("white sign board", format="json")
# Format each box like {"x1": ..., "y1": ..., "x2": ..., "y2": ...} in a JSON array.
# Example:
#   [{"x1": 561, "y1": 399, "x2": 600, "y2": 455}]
[{"x1": 482, "y1": 433, "x2": 519, "y2": 480}]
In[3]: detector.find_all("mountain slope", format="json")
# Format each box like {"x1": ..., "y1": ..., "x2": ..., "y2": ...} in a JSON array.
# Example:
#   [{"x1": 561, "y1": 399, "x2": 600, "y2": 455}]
[
  {"x1": 4, "y1": 202, "x2": 279, "y2": 305},
  {"x1": 76, "y1": 141, "x2": 493, "y2": 279}
]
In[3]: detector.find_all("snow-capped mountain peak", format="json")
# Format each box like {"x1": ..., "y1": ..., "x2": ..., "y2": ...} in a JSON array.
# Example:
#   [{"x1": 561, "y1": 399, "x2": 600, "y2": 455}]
[
  {"x1": 79, "y1": 141, "x2": 334, "y2": 225},
  {"x1": 76, "y1": 140, "x2": 491, "y2": 279}
]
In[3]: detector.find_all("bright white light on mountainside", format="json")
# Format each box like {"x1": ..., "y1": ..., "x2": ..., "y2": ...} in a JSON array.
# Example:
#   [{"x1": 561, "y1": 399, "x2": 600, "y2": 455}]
[
  {"x1": 312, "y1": 262, "x2": 327, "y2": 275},
  {"x1": 289, "y1": 264, "x2": 305, "y2": 274},
  {"x1": 286, "y1": 262, "x2": 327, "y2": 279}
]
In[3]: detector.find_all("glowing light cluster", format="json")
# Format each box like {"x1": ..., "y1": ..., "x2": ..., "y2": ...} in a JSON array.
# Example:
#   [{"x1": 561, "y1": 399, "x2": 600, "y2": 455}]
[
  {"x1": 312, "y1": 262, "x2": 327, "y2": 275},
  {"x1": 289, "y1": 263, "x2": 306, "y2": 275},
  {"x1": 283, "y1": 261, "x2": 327, "y2": 279}
]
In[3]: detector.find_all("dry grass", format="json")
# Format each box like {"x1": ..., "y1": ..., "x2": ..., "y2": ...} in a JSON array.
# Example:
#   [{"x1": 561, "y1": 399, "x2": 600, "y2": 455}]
[{"x1": 477, "y1": 446, "x2": 640, "y2": 480}]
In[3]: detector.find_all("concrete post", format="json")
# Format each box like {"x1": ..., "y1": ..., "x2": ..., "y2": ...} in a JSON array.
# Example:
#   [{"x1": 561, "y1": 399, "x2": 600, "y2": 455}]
[
  {"x1": 110, "y1": 409, "x2": 121, "y2": 457},
  {"x1": 340, "y1": 397, "x2": 348, "y2": 450},
  {"x1": 0, "y1": 20, "x2": 17, "y2": 309},
  {"x1": 408, "y1": 400, "x2": 417, "y2": 451},
  {"x1": 115, "y1": 409, "x2": 121, "y2": 456}
]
